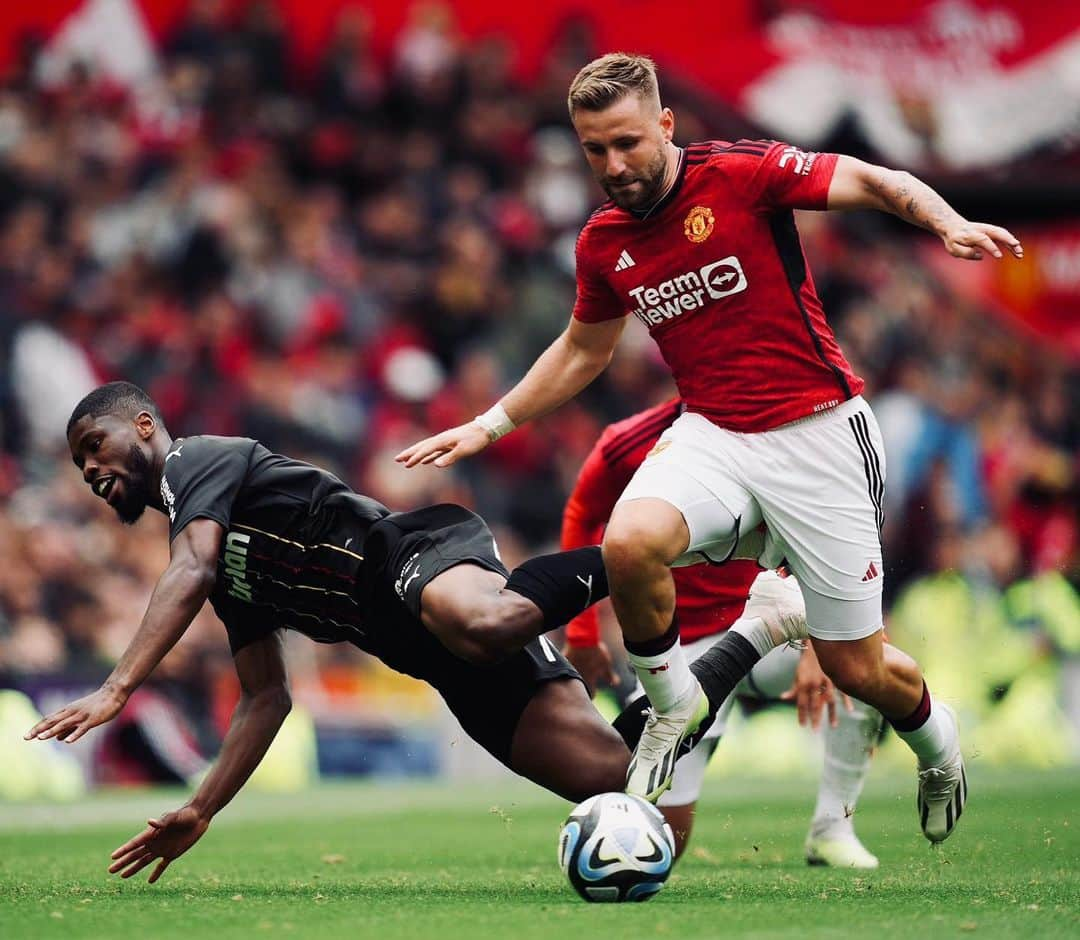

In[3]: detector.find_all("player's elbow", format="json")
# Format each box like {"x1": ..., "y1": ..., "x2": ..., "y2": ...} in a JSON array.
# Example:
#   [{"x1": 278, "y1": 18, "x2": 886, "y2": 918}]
[{"x1": 170, "y1": 558, "x2": 218, "y2": 599}]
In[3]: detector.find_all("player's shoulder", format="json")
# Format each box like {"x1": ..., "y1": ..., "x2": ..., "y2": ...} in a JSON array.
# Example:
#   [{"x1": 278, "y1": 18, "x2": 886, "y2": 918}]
[
  {"x1": 690, "y1": 138, "x2": 780, "y2": 170},
  {"x1": 599, "y1": 399, "x2": 682, "y2": 465},
  {"x1": 163, "y1": 435, "x2": 258, "y2": 479},
  {"x1": 576, "y1": 198, "x2": 623, "y2": 246}
]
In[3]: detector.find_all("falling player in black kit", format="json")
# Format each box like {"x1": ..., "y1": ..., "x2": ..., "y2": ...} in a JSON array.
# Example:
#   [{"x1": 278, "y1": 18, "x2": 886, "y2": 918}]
[{"x1": 25, "y1": 382, "x2": 628, "y2": 883}]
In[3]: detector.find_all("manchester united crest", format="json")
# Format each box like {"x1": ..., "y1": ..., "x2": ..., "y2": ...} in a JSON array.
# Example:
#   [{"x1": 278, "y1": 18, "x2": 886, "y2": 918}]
[{"x1": 683, "y1": 206, "x2": 715, "y2": 244}]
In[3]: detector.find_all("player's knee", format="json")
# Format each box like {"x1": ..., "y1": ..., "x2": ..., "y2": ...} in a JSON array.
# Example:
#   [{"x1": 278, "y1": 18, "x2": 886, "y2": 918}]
[
  {"x1": 452, "y1": 604, "x2": 529, "y2": 665},
  {"x1": 603, "y1": 517, "x2": 679, "y2": 574}
]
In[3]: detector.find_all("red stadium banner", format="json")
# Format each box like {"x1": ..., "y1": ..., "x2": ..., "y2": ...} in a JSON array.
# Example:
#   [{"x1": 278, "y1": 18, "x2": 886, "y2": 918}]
[
  {"x1": 923, "y1": 224, "x2": 1080, "y2": 359},
  {"x1": 1, "y1": 1, "x2": 1077, "y2": 171},
  {"x1": 740, "y1": 1, "x2": 1080, "y2": 170}
]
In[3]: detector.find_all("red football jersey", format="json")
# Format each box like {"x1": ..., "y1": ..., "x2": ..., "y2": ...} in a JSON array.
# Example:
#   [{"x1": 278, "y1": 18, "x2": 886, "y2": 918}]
[
  {"x1": 562, "y1": 398, "x2": 760, "y2": 646},
  {"x1": 573, "y1": 140, "x2": 863, "y2": 432}
]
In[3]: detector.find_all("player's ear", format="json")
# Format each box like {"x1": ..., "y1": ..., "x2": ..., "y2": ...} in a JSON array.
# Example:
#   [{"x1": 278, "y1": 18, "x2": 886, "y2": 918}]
[
  {"x1": 134, "y1": 411, "x2": 157, "y2": 440},
  {"x1": 659, "y1": 107, "x2": 674, "y2": 143}
]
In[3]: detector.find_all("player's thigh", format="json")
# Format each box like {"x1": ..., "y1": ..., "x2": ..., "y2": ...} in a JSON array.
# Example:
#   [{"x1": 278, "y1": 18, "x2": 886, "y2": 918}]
[
  {"x1": 616, "y1": 413, "x2": 760, "y2": 565},
  {"x1": 509, "y1": 678, "x2": 629, "y2": 803},
  {"x1": 747, "y1": 400, "x2": 885, "y2": 630},
  {"x1": 420, "y1": 564, "x2": 528, "y2": 636}
]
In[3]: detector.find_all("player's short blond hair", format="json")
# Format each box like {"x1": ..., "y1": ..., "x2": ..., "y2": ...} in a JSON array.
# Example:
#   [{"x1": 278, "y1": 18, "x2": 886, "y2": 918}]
[{"x1": 567, "y1": 53, "x2": 660, "y2": 116}]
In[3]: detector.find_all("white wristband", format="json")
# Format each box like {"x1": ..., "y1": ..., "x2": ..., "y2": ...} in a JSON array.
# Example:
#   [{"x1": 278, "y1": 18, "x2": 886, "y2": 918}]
[{"x1": 474, "y1": 403, "x2": 516, "y2": 442}]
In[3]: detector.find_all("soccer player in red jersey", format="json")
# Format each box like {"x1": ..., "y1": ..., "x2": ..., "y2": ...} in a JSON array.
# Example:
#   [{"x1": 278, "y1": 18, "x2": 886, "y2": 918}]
[
  {"x1": 562, "y1": 399, "x2": 883, "y2": 867},
  {"x1": 399, "y1": 53, "x2": 1024, "y2": 842}
]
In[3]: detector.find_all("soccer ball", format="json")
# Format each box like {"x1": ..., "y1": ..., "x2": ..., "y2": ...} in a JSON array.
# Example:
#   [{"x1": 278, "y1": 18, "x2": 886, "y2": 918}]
[{"x1": 558, "y1": 792, "x2": 675, "y2": 902}]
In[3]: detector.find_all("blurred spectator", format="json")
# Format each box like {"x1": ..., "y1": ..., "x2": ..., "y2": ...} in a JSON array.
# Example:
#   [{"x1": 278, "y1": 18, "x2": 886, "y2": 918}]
[{"x1": 0, "y1": 5, "x2": 1076, "y2": 775}]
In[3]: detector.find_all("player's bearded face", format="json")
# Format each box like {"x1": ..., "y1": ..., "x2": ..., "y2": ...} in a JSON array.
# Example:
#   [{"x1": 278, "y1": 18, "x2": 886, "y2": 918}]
[
  {"x1": 70, "y1": 417, "x2": 154, "y2": 525},
  {"x1": 113, "y1": 442, "x2": 153, "y2": 524},
  {"x1": 598, "y1": 144, "x2": 668, "y2": 210},
  {"x1": 573, "y1": 94, "x2": 673, "y2": 212}
]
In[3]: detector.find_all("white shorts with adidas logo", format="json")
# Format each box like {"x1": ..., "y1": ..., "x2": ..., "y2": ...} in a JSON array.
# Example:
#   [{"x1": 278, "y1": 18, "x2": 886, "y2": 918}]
[{"x1": 616, "y1": 396, "x2": 886, "y2": 642}]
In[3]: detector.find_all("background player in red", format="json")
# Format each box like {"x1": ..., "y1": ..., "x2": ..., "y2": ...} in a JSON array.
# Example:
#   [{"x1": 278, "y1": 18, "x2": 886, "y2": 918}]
[
  {"x1": 562, "y1": 398, "x2": 883, "y2": 867},
  {"x1": 398, "y1": 52, "x2": 1023, "y2": 842}
]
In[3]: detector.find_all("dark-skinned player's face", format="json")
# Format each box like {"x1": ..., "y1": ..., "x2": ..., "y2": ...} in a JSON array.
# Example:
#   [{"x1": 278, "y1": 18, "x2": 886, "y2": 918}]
[
  {"x1": 572, "y1": 93, "x2": 674, "y2": 211},
  {"x1": 68, "y1": 413, "x2": 155, "y2": 525}
]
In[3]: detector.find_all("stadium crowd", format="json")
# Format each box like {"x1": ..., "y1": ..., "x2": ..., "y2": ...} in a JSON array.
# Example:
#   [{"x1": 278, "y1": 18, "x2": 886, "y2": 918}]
[{"x1": 1, "y1": 3, "x2": 1077, "y2": 773}]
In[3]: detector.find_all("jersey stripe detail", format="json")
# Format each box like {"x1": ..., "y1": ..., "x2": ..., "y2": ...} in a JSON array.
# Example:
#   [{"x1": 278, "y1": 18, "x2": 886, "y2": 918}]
[
  {"x1": 232, "y1": 523, "x2": 364, "y2": 559},
  {"x1": 767, "y1": 211, "x2": 853, "y2": 400},
  {"x1": 246, "y1": 569, "x2": 361, "y2": 605},
  {"x1": 247, "y1": 549, "x2": 357, "y2": 584}
]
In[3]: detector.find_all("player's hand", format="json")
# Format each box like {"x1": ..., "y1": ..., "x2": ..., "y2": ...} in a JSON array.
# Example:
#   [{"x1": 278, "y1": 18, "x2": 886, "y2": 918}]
[
  {"x1": 109, "y1": 805, "x2": 210, "y2": 883},
  {"x1": 563, "y1": 641, "x2": 620, "y2": 697},
  {"x1": 781, "y1": 645, "x2": 852, "y2": 731},
  {"x1": 24, "y1": 685, "x2": 128, "y2": 743},
  {"x1": 941, "y1": 221, "x2": 1023, "y2": 261},
  {"x1": 395, "y1": 422, "x2": 493, "y2": 469}
]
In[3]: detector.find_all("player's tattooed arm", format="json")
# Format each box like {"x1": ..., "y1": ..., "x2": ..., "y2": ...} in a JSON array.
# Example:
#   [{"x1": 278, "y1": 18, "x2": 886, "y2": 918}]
[
  {"x1": 826, "y1": 155, "x2": 1023, "y2": 262},
  {"x1": 108, "y1": 631, "x2": 290, "y2": 884},
  {"x1": 25, "y1": 519, "x2": 222, "y2": 743}
]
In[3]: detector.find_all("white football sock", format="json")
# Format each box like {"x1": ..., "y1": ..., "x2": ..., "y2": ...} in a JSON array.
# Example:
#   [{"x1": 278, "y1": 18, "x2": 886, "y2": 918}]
[
  {"x1": 812, "y1": 700, "x2": 882, "y2": 837},
  {"x1": 628, "y1": 641, "x2": 696, "y2": 712},
  {"x1": 895, "y1": 693, "x2": 956, "y2": 767}
]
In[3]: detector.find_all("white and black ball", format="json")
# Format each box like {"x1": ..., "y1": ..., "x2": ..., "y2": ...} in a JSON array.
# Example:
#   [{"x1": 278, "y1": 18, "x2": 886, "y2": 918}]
[{"x1": 558, "y1": 792, "x2": 675, "y2": 902}]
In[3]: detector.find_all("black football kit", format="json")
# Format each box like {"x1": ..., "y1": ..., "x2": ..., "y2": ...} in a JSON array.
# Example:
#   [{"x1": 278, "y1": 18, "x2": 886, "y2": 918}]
[{"x1": 159, "y1": 435, "x2": 579, "y2": 762}]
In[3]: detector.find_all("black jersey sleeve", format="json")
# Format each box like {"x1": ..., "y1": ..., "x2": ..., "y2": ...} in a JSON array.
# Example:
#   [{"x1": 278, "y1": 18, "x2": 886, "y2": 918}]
[{"x1": 159, "y1": 436, "x2": 254, "y2": 541}]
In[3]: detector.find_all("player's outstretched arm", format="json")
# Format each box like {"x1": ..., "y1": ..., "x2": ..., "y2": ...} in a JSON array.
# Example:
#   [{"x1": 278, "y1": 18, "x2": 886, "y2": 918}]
[
  {"x1": 24, "y1": 519, "x2": 223, "y2": 743},
  {"x1": 396, "y1": 316, "x2": 625, "y2": 469},
  {"x1": 826, "y1": 155, "x2": 1023, "y2": 262},
  {"x1": 109, "y1": 630, "x2": 291, "y2": 883}
]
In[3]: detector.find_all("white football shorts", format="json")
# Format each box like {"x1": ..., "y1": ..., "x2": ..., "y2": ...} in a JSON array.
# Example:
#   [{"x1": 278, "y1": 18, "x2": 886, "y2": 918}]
[{"x1": 616, "y1": 396, "x2": 886, "y2": 641}]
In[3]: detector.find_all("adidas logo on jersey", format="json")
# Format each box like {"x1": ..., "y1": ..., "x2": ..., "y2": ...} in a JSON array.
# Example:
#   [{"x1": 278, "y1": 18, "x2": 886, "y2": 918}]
[
  {"x1": 614, "y1": 249, "x2": 636, "y2": 272},
  {"x1": 861, "y1": 561, "x2": 881, "y2": 582}
]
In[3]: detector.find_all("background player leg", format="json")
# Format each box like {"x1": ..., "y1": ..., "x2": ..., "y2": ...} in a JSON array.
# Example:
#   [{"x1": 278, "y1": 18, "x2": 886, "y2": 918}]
[
  {"x1": 806, "y1": 700, "x2": 883, "y2": 868},
  {"x1": 741, "y1": 642, "x2": 883, "y2": 868},
  {"x1": 509, "y1": 679, "x2": 629, "y2": 802}
]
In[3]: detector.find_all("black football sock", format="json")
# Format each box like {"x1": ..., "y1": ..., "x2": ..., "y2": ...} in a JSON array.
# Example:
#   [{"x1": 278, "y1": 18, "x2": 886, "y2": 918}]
[
  {"x1": 504, "y1": 546, "x2": 609, "y2": 630},
  {"x1": 689, "y1": 631, "x2": 761, "y2": 713}
]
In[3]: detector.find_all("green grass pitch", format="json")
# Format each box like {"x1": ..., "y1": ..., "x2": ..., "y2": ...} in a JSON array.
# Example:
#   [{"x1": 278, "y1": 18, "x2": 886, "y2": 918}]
[{"x1": 2, "y1": 768, "x2": 1078, "y2": 939}]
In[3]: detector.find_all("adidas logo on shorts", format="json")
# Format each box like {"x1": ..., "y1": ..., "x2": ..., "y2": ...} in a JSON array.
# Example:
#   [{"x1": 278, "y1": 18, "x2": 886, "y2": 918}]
[{"x1": 861, "y1": 561, "x2": 881, "y2": 582}]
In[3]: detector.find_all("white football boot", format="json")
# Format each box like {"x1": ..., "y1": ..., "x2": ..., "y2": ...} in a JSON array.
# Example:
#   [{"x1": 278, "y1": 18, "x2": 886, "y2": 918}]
[
  {"x1": 916, "y1": 704, "x2": 967, "y2": 844},
  {"x1": 806, "y1": 828, "x2": 880, "y2": 869},
  {"x1": 625, "y1": 680, "x2": 712, "y2": 804},
  {"x1": 743, "y1": 569, "x2": 810, "y2": 649}
]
